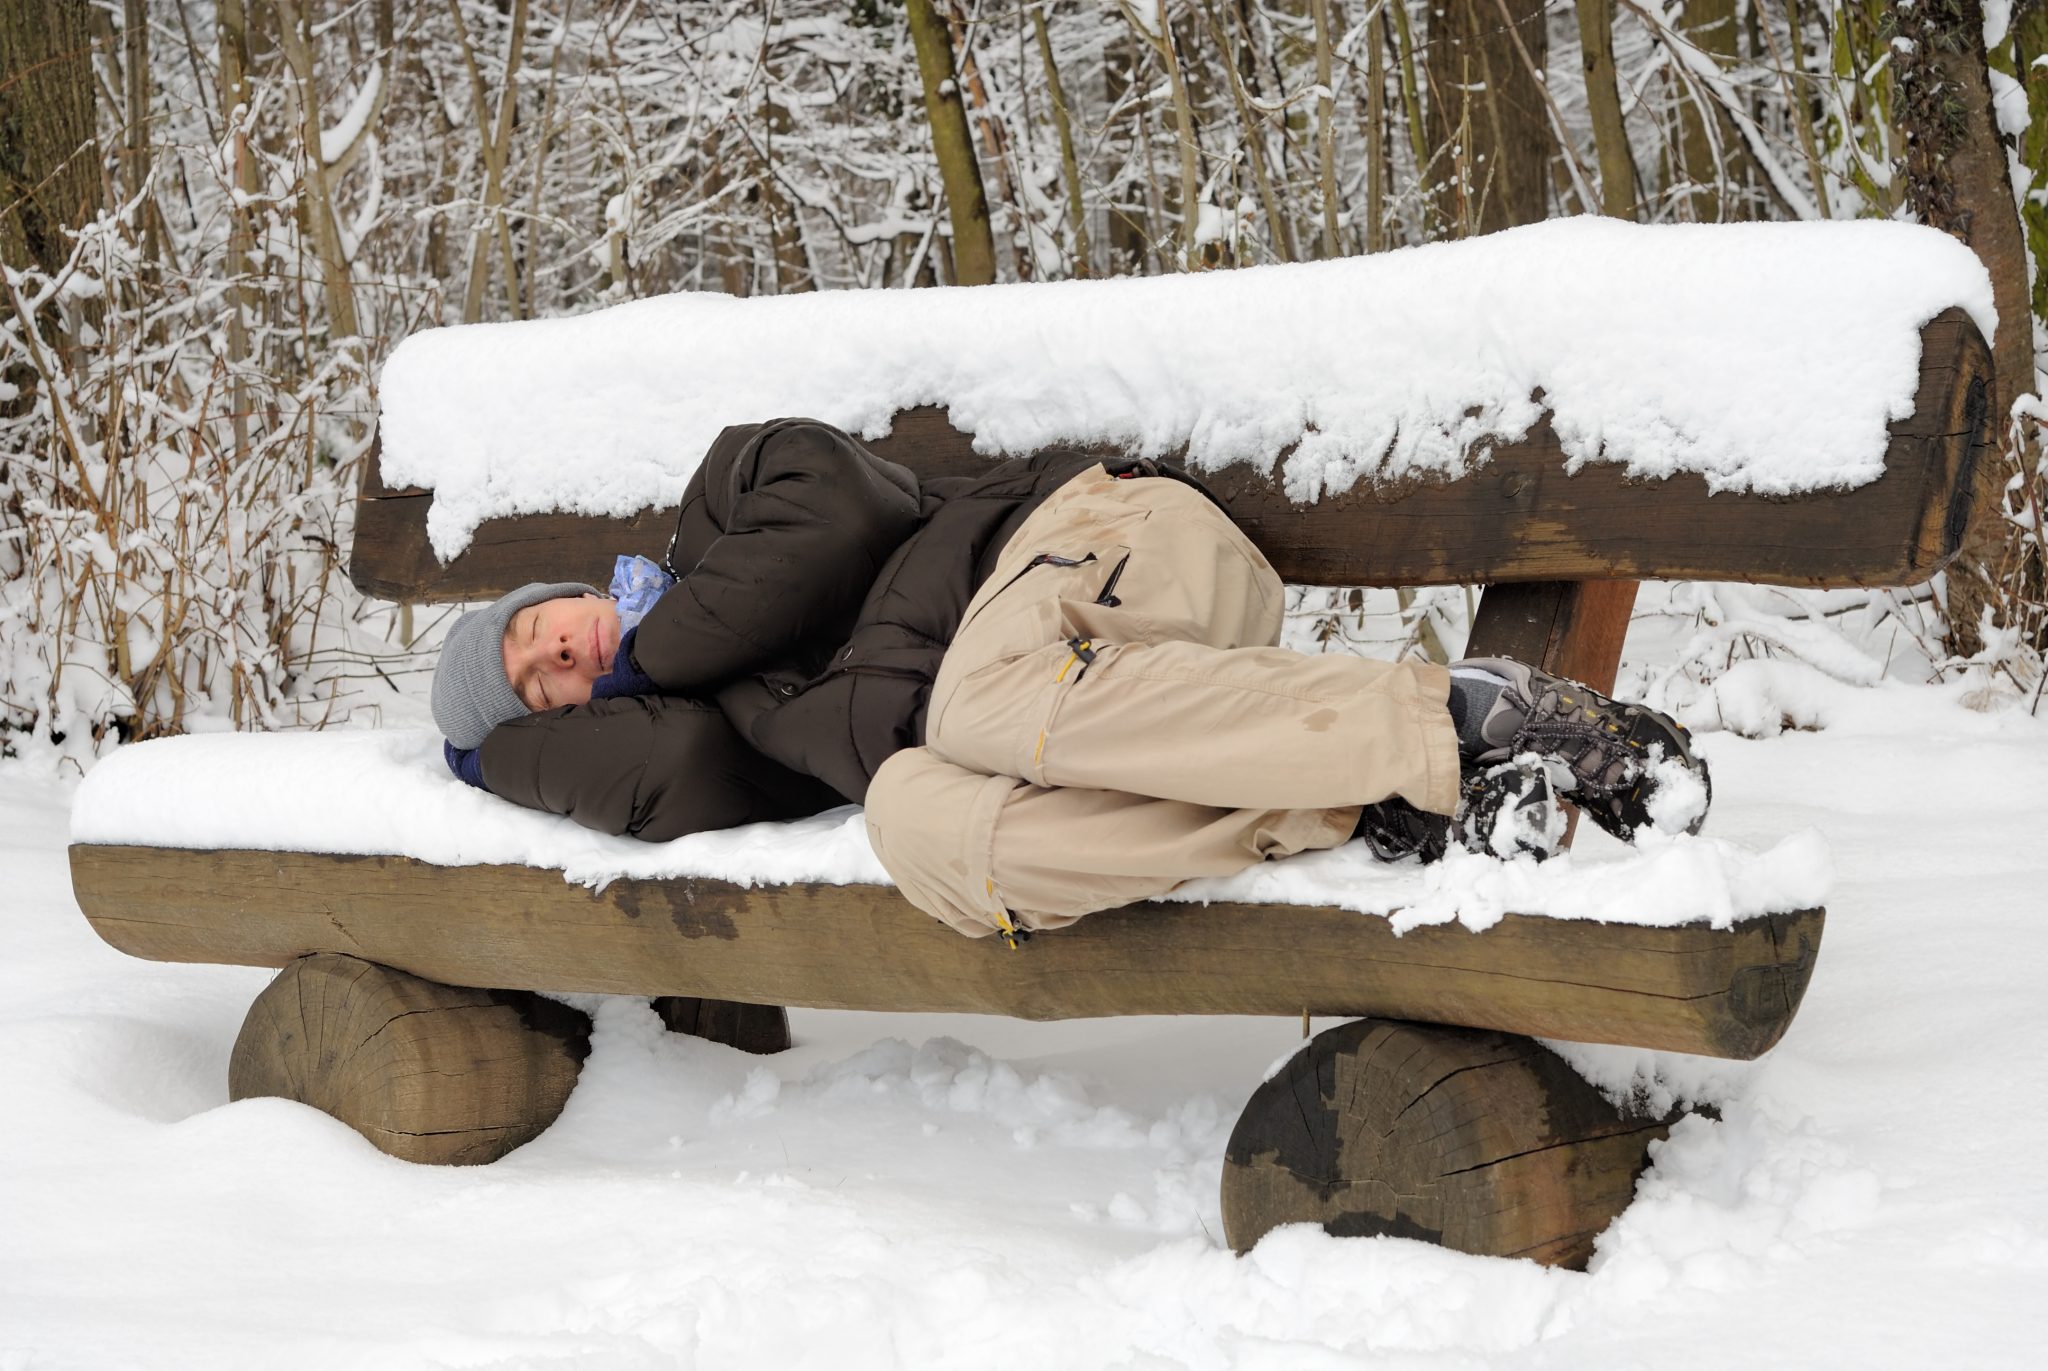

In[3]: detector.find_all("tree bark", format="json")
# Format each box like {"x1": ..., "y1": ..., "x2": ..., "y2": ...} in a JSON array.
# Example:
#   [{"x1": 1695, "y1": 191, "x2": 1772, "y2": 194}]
[
  {"x1": 2009, "y1": 1, "x2": 2048, "y2": 344},
  {"x1": 1425, "y1": 0, "x2": 1553, "y2": 236},
  {"x1": 444, "y1": 0, "x2": 530, "y2": 321},
  {"x1": 269, "y1": 0, "x2": 361, "y2": 339},
  {"x1": 1894, "y1": 0, "x2": 2035, "y2": 654},
  {"x1": 906, "y1": 0, "x2": 996, "y2": 286},
  {"x1": 1031, "y1": 3, "x2": 1093, "y2": 276},
  {"x1": 1119, "y1": 2, "x2": 1204, "y2": 269},
  {"x1": 1387, "y1": 0, "x2": 1432, "y2": 235},
  {"x1": 1672, "y1": 0, "x2": 1744, "y2": 221},
  {"x1": 218, "y1": 0, "x2": 259, "y2": 460},
  {"x1": 0, "y1": 0, "x2": 100, "y2": 280},
  {"x1": 942, "y1": 2, "x2": 1027, "y2": 280},
  {"x1": 1311, "y1": 0, "x2": 1343, "y2": 258},
  {"x1": 121, "y1": 0, "x2": 160, "y2": 265},
  {"x1": 1576, "y1": 0, "x2": 1639, "y2": 219},
  {"x1": 1200, "y1": 0, "x2": 1290, "y2": 263},
  {"x1": 1363, "y1": 3, "x2": 1387, "y2": 252}
]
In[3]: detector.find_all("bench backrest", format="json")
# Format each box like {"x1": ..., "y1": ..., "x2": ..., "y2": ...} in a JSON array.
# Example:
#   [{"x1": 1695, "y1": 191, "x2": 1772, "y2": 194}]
[{"x1": 352, "y1": 309, "x2": 1992, "y2": 604}]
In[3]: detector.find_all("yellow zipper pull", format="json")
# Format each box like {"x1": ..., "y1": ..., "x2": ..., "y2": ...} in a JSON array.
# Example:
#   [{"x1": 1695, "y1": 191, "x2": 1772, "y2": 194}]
[{"x1": 988, "y1": 880, "x2": 1027, "y2": 951}]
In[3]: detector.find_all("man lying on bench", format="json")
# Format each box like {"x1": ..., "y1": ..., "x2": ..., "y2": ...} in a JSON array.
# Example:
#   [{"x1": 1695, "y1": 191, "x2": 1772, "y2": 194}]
[{"x1": 429, "y1": 418, "x2": 1710, "y2": 943}]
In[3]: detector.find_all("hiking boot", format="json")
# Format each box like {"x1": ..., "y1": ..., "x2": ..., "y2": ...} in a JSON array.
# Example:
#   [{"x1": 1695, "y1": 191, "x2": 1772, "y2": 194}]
[
  {"x1": 1353, "y1": 757, "x2": 1567, "y2": 864},
  {"x1": 1453, "y1": 657, "x2": 1712, "y2": 842},
  {"x1": 1354, "y1": 796, "x2": 1450, "y2": 863},
  {"x1": 1456, "y1": 755, "x2": 1569, "y2": 861}
]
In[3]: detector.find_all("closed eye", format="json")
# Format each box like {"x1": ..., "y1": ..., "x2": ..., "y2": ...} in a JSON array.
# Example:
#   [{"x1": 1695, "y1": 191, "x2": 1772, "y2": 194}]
[{"x1": 513, "y1": 610, "x2": 546, "y2": 710}]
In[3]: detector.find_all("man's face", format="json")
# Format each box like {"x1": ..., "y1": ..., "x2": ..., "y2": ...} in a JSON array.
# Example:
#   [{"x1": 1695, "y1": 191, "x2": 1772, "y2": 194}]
[{"x1": 502, "y1": 594, "x2": 622, "y2": 711}]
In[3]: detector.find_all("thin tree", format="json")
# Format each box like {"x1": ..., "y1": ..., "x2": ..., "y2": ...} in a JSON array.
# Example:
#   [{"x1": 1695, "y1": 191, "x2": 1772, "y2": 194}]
[
  {"x1": 1575, "y1": 0, "x2": 1640, "y2": 219},
  {"x1": 1425, "y1": 0, "x2": 1553, "y2": 236},
  {"x1": 1894, "y1": 0, "x2": 2034, "y2": 656},
  {"x1": 906, "y1": 0, "x2": 997, "y2": 285},
  {"x1": 0, "y1": 0, "x2": 99, "y2": 282},
  {"x1": 1670, "y1": 0, "x2": 1745, "y2": 220},
  {"x1": 1030, "y1": 2, "x2": 1093, "y2": 277}
]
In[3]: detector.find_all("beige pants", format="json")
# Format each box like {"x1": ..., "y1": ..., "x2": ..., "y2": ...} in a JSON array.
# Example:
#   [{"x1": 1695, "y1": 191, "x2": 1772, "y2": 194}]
[{"x1": 864, "y1": 465, "x2": 1460, "y2": 940}]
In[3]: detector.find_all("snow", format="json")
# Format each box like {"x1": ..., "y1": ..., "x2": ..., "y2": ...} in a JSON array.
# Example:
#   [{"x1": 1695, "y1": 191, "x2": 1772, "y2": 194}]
[
  {"x1": 8, "y1": 635, "x2": 2048, "y2": 1367},
  {"x1": 318, "y1": 64, "x2": 383, "y2": 166},
  {"x1": 69, "y1": 726, "x2": 1827, "y2": 933},
  {"x1": 379, "y1": 218, "x2": 1997, "y2": 558},
  {"x1": 1645, "y1": 751, "x2": 1712, "y2": 833},
  {"x1": 1990, "y1": 66, "x2": 2030, "y2": 141}
]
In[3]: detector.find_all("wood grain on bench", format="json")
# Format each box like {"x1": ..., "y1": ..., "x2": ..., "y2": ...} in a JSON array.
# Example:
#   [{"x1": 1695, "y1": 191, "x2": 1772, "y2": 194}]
[
  {"x1": 69, "y1": 844, "x2": 1821, "y2": 1060},
  {"x1": 350, "y1": 309, "x2": 1993, "y2": 602}
]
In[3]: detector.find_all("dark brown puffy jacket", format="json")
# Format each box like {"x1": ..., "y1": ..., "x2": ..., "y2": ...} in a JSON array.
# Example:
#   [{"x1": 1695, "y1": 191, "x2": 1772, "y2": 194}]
[{"x1": 479, "y1": 418, "x2": 1099, "y2": 839}]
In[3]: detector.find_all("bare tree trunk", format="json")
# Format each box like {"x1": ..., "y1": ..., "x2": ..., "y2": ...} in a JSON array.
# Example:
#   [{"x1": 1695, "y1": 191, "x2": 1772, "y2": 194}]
[
  {"x1": 121, "y1": 0, "x2": 160, "y2": 266},
  {"x1": 1031, "y1": 3, "x2": 1093, "y2": 277},
  {"x1": 269, "y1": 0, "x2": 361, "y2": 338},
  {"x1": 218, "y1": 0, "x2": 259, "y2": 460},
  {"x1": 1201, "y1": 0, "x2": 1290, "y2": 263},
  {"x1": 1157, "y1": 5, "x2": 1204, "y2": 269},
  {"x1": 906, "y1": 0, "x2": 996, "y2": 286},
  {"x1": 1575, "y1": 0, "x2": 1639, "y2": 219},
  {"x1": 0, "y1": 0, "x2": 100, "y2": 282},
  {"x1": 1894, "y1": 0, "x2": 2034, "y2": 655},
  {"x1": 2009, "y1": 1, "x2": 2048, "y2": 338},
  {"x1": 1363, "y1": 4, "x2": 1387, "y2": 252},
  {"x1": 522, "y1": 0, "x2": 574, "y2": 317},
  {"x1": 1387, "y1": 0, "x2": 1432, "y2": 235},
  {"x1": 1310, "y1": 0, "x2": 1343, "y2": 257},
  {"x1": 444, "y1": 0, "x2": 530, "y2": 321},
  {"x1": 1672, "y1": 0, "x2": 1745, "y2": 221},
  {"x1": 1102, "y1": 34, "x2": 1152, "y2": 273},
  {"x1": 1763, "y1": 0, "x2": 1832, "y2": 217},
  {"x1": 944, "y1": 2, "x2": 1027, "y2": 279},
  {"x1": 1119, "y1": 2, "x2": 1203, "y2": 269},
  {"x1": 1425, "y1": 0, "x2": 1553, "y2": 236},
  {"x1": 757, "y1": 153, "x2": 816, "y2": 295}
]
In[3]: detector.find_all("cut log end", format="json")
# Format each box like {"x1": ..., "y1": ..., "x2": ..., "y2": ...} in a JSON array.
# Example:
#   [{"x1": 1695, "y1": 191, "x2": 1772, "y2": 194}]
[
  {"x1": 1221, "y1": 1019, "x2": 1673, "y2": 1268},
  {"x1": 229, "y1": 954, "x2": 590, "y2": 1166}
]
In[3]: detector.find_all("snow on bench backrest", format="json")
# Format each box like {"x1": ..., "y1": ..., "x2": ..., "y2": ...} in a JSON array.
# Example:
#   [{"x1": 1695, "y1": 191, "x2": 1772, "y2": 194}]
[{"x1": 379, "y1": 218, "x2": 1995, "y2": 564}]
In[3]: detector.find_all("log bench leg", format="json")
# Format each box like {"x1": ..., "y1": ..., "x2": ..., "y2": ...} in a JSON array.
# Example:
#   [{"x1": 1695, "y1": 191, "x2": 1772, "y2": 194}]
[
  {"x1": 228, "y1": 953, "x2": 591, "y2": 1166},
  {"x1": 650, "y1": 996, "x2": 792, "y2": 1054},
  {"x1": 1221, "y1": 1019, "x2": 1675, "y2": 1268}
]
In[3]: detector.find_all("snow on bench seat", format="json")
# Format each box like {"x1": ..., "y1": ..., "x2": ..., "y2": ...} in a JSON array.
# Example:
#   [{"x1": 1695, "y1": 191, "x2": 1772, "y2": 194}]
[
  {"x1": 69, "y1": 730, "x2": 1829, "y2": 935},
  {"x1": 379, "y1": 218, "x2": 1995, "y2": 561}
]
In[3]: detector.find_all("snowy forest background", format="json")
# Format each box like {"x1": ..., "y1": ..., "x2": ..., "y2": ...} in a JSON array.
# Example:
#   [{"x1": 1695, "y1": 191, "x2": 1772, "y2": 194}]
[{"x1": 2, "y1": 0, "x2": 2045, "y2": 762}]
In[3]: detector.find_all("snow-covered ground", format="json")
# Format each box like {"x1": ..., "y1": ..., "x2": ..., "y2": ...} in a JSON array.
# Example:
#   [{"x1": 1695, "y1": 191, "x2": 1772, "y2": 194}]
[{"x1": 4, "y1": 629, "x2": 2046, "y2": 1367}]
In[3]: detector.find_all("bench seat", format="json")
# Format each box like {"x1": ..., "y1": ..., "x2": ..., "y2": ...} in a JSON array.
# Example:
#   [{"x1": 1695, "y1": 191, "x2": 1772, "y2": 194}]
[{"x1": 69, "y1": 729, "x2": 1826, "y2": 1060}]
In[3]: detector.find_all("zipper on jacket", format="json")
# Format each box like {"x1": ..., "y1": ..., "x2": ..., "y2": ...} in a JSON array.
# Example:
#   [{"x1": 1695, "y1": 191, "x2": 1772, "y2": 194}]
[
  {"x1": 1094, "y1": 554, "x2": 1130, "y2": 608},
  {"x1": 953, "y1": 551, "x2": 1097, "y2": 639}
]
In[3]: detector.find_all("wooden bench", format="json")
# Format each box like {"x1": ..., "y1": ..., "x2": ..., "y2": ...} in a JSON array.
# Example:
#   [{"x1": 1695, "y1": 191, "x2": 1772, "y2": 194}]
[{"x1": 68, "y1": 307, "x2": 1993, "y2": 1269}]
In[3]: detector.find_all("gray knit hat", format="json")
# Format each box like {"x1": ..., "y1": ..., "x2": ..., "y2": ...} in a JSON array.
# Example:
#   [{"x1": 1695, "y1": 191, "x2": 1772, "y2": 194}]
[{"x1": 431, "y1": 581, "x2": 600, "y2": 749}]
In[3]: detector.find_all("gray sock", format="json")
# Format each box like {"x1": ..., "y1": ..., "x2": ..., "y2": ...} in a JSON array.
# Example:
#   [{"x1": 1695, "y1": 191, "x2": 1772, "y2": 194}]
[{"x1": 1446, "y1": 666, "x2": 1509, "y2": 756}]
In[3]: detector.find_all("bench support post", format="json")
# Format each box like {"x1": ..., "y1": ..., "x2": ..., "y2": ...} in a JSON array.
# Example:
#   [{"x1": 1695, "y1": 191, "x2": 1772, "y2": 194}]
[
  {"x1": 652, "y1": 996, "x2": 792, "y2": 1054},
  {"x1": 228, "y1": 954, "x2": 591, "y2": 1165},
  {"x1": 1466, "y1": 579, "x2": 1638, "y2": 694},
  {"x1": 1221, "y1": 1018, "x2": 1674, "y2": 1267}
]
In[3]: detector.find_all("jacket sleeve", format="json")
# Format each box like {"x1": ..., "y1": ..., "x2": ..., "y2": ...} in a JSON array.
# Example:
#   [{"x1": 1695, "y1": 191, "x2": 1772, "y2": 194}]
[
  {"x1": 478, "y1": 695, "x2": 841, "y2": 841},
  {"x1": 632, "y1": 418, "x2": 921, "y2": 692}
]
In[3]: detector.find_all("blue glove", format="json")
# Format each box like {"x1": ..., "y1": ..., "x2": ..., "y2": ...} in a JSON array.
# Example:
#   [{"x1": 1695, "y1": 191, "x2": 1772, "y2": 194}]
[
  {"x1": 443, "y1": 739, "x2": 488, "y2": 791},
  {"x1": 590, "y1": 625, "x2": 659, "y2": 700}
]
